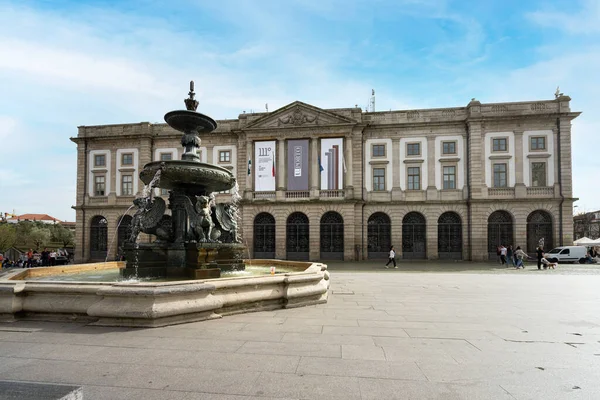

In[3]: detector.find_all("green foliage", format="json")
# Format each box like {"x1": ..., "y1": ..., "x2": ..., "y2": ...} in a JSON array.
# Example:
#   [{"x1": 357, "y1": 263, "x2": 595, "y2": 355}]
[
  {"x1": 0, "y1": 224, "x2": 17, "y2": 251},
  {"x1": 29, "y1": 227, "x2": 51, "y2": 250},
  {"x1": 50, "y1": 224, "x2": 75, "y2": 247}
]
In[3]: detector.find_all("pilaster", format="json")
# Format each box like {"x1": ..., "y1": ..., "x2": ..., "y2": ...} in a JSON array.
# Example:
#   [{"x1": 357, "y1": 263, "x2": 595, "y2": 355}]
[
  {"x1": 310, "y1": 137, "x2": 319, "y2": 199},
  {"x1": 277, "y1": 138, "x2": 285, "y2": 191},
  {"x1": 514, "y1": 130, "x2": 526, "y2": 198},
  {"x1": 391, "y1": 138, "x2": 402, "y2": 201}
]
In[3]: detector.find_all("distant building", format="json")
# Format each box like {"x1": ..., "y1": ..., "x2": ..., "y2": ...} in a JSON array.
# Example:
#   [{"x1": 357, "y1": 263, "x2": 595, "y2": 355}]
[
  {"x1": 574, "y1": 210, "x2": 600, "y2": 240},
  {"x1": 6, "y1": 213, "x2": 61, "y2": 224},
  {"x1": 71, "y1": 96, "x2": 579, "y2": 263}
]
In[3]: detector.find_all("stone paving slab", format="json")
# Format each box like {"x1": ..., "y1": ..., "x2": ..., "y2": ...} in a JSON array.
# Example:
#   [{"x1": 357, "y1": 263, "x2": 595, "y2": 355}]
[{"x1": 1, "y1": 269, "x2": 600, "y2": 399}]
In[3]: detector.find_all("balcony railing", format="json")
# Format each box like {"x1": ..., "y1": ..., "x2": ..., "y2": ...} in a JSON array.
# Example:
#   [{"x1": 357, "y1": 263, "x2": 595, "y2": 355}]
[
  {"x1": 526, "y1": 187, "x2": 554, "y2": 196},
  {"x1": 320, "y1": 190, "x2": 345, "y2": 198},
  {"x1": 285, "y1": 191, "x2": 310, "y2": 199},
  {"x1": 488, "y1": 188, "x2": 515, "y2": 197},
  {"x1": 253, "y1": 191, "x2": 276, "y2": 200}
]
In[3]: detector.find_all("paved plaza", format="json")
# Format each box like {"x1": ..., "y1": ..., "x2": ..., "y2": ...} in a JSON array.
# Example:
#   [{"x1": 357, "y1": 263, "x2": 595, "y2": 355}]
[{"x1": 1, "y1": 263, "x2": 599, "y2": 399}]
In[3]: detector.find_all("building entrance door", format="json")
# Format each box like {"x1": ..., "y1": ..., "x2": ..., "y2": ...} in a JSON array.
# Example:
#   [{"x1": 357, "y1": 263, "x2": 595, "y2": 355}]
[
  {"x1": 320, "y1": 212, "x2": 344, "y2": 260},
  {"x1": 286, "y1": 212, "x2": 309, "y2": 260},
  {"x1": 402, "y1": 212, "x2": 426, "y2": 259}
]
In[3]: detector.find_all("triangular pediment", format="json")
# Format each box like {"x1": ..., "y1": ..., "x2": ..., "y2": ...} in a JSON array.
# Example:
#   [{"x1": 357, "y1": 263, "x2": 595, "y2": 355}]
[{"x1": 244, "y1": 101, "x2": 357, "y2": 129}]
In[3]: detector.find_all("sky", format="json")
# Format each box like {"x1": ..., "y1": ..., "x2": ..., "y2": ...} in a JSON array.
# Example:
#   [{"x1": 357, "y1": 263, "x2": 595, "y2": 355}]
[{"x1": 0, "y1": 0, "x2": 598, "y2": 221}]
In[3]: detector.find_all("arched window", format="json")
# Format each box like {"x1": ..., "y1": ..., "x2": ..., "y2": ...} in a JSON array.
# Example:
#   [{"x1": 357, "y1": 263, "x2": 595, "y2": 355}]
[
  {"x1": 320, "y1": 212, "x2": 344, "y2": 260},
  {"x1": 368, "y1": 212, "x2": 391, "y2": 259},
  {"x1": 487, "y1": 210, "x2": 513, "y2": 259},
  {"x1": 286, "y1": 212, "x2": 309, "y2": 260},
  {"x1": 438, "y1": 212, "x2": 462, "y2": 260},
  {"x1": 527, "y1": 210, "x2": 553, "y2": 253},
  {"x1": 90, "y1": 215, "x2": 108, "y2": 261},
  {"x1": 254, "y1": 213, "x2": 276, "y2": 258},
  {"x1": 117, "y1": 215, "x2": 133, "y2": 256},
  {"x1": 402, "y1": 212, "x2": 426, "y2": 259}
]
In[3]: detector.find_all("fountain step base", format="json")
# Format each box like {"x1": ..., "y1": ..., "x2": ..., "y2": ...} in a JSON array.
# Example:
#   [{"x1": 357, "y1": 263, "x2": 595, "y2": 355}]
[{"x1": 91, "y1": 311, "x2": 222, "y2": 328}]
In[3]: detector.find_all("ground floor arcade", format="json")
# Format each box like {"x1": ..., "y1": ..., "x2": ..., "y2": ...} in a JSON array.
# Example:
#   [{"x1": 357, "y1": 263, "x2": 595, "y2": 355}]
[{"x1": 75, "y1": 200, "x2": 573, "y2": 263}]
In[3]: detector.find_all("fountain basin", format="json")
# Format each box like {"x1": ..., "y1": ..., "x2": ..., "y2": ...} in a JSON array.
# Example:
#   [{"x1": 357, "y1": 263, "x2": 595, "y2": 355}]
[
  {"x1": 0, "y1": 260, "x2": 329, "y2": 327},
  {"x1": 164, "y1": 110, "x2": 217, "y2": 133},
  {"x1": 140, "y1": 160, "x2": 235, "y2": 195}
]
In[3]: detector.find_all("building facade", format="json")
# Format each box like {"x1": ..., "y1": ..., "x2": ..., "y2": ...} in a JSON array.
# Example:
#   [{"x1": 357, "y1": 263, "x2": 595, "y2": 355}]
[{"x1": 71, "y1": 96, "x2": 579, "y2": 263}]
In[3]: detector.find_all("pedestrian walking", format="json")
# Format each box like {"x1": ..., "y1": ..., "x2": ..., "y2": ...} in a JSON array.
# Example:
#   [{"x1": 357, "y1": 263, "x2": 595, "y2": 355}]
[
  {"x1": 385, "y1": 246, "x2": 397, "y2": 269},
  {"x1": 500, "y1": 245, "x2": 507, "y2": 266},
  {"x1": 506, "y1": 245, "x2": 515, "y2": 267},
  {"x1": 536, "y1": 246, "x2": 544, "y2": 270}
]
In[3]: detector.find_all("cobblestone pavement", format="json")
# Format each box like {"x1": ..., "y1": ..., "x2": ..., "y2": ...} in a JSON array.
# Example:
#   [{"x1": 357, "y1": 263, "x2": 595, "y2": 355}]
[{"x1": 0, "y1": 266, "x2": 599, "y2": 399}]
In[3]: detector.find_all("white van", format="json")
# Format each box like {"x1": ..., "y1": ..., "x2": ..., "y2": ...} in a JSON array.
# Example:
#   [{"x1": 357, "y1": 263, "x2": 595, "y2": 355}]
[{"x1": 545, "y1": 246, "x2": 588, "y2": 263}]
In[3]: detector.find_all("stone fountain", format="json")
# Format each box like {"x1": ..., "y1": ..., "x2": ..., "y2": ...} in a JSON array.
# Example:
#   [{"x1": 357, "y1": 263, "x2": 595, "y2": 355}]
[{"x1": 122, "y1": 81, "x2": 244, "y2": 279}]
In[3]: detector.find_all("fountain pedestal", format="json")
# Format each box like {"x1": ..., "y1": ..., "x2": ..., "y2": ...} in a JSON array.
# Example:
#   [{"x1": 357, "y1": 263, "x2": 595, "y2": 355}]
[{"x1": 122, "y1": 81, "x2": 244, "y2": 280}]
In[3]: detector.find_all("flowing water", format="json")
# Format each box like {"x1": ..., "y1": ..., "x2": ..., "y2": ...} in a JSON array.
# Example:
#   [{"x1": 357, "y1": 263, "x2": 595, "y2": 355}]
[{"x1": 104, "y1": 204, "x2": 135, "y2": 263}]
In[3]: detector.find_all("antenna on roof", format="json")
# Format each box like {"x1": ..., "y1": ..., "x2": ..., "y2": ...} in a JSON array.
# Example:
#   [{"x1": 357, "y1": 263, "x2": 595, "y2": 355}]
[{"x1": 370, "y1": 89, "x2": 376, "y2": 112}]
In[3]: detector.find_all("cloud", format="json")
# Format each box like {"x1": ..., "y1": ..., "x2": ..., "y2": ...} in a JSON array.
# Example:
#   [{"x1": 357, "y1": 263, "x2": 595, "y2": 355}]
[{"x1": 527, "y1": 0, "x2": 600, "y2": 35}]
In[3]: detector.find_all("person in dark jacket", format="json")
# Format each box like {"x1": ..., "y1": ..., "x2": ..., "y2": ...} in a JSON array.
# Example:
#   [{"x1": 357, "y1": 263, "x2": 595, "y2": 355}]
[{"x1": 536, "y1": 246, "x2": 544, "y2": 270}]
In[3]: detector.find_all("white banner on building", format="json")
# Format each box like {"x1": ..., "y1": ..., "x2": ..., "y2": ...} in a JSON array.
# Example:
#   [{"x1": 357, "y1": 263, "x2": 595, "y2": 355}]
[
  {"x1": 320, "y1": 138, "x2": 344, "y2": 190},
  {"x1": 255, "y1": 141, "x2": 276, "y2": 191}
]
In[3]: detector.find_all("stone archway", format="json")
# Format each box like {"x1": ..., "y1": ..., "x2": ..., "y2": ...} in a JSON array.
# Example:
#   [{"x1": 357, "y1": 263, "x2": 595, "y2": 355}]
[
  {"x1": 438, "y1": 212, "x2": 462, "y2": 260},
  {"x1": 117, "y1": 215, "x2": 133, "y2": 259},
  {"x1": 286, "y1": 212, "x2": 309, "y2": 261},
  {"x1": 527, "y1": 210, "x2": 553, "y2": 254},
  {"x1": 254, "y1": 212, "x2": 276, "y2": 259},
  {"x1": 368, "y1": 212, "x2": 391, "y2": 259},
  {"x1": 320, "y1": 211, "x2": 344, "y2": 260},
  {"x1": 402, "y1": 212, "x2": 426, "y2": 259},
  {"x1": 487, "y1": 210, "x2": 514, "y2": 260},
  {"x1": 90, "y1": 215, "x2": 108, "y2": 261}
]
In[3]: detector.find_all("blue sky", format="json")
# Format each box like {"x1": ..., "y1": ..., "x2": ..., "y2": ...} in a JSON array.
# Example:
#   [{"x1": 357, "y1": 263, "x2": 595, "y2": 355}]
[{"x1": 0, "y1": 0, "x2": 598, "y2": 221}]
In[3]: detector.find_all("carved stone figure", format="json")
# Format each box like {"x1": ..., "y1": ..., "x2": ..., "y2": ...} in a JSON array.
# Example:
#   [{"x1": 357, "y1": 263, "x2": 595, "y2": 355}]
[
  {"x1": 278, "y1": 107, "x2": 318, "y2": 126},
  {"x1": 184, "y1": 195, "x2": 220, "y2": 242},
  {"x1": 212, "y1": 203, "x2": 240, "y2": 243},
  {"x1": 129, "y1": 197, "x2": 173, "y2": 242}
]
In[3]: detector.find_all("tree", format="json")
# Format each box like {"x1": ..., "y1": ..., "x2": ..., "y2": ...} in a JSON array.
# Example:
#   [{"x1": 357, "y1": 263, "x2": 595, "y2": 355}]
[
  {"x1": 29, "y1": 227, "x2": 51, "y2": 250},
  {"x1": 0, "y1": 224, "x2": 16, "y2": 251},
  {"x1": 51, "y1": 224, "x2": 75, "y2": 247}
]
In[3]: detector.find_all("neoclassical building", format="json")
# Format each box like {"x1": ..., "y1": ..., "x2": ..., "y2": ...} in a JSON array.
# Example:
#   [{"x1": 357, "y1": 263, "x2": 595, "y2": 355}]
[{"x1": 71, "y1": 95, "x2": 579, "y2": 263}]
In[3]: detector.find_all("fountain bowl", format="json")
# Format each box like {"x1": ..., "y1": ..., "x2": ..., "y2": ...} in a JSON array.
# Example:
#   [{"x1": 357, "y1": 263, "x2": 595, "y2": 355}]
[
  {"x1": 164, "y1": 110, "x2": 217, "y2": 133},
  {"x1": 0, "y1": 260, "x2": 330, "y2": 328},
  {"x1": 140, "y1": 160, "x2": 236, "y2": 195}
]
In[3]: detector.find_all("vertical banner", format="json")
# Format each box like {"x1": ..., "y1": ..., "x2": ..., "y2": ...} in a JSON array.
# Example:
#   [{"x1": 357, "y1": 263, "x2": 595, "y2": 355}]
[
  {"x1": 320, "y1": 138, "x2": 344, "y2": 190},
  {"x1": 255, "y1": 141, "x2": 276, "y2": 191},
  {"x1": 287, "y1": 139, "x2": 309, "y2": 191}
]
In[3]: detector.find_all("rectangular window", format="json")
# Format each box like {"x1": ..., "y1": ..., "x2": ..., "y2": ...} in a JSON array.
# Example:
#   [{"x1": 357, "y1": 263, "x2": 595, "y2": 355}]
[
  {"x1": 373, "y1": 168, "x2": 385, "y2": 191},
  {"x1": 492, "y1": 138, "x2": 507, "y2": 152},
  {"x1": 94, "y1": 154, "x2": 106, "y2": 167},
  {"x1": 407, "y1": 167, "x2": 421, "y2": 190},
  {"x1": 530, "y1": 136, "x2": 546, "y2": 150},
  {"x1": 407, "y1": 143, "x2": 420, "y2": 156},
  {"x1": 443, "y1": 166, "x2": 456, "y2": 189},
  {"x1": 219, "y1": 150, "x2": 231, "y2": 163},
  {"x1": 531, "y1": 162, "x2": 546, "y2": 187},
  {"x1": 160, "y1": 152, "x2": 172, "y2": 161},
  {"x1": 121, "y1": 175, "x2": 133, "y2": 196},
  {"x1": 442, "y1": 141, "x2": 456, "y2": 155},
  {"x1": 372, "y1": 144, "x2": 385, "y2": 157},
  {"x1": 160, "y1": 188, "x2": 169, "y2": 196},
  {"x1": 121, "y1": 153, "x2": 133, "y2": 166},
  {"x1": 94, "y1": 176, "x2": 105, "y2": 196},
  {"x1": 493, "y1": 163, "x2": 507, "y2": 188}
]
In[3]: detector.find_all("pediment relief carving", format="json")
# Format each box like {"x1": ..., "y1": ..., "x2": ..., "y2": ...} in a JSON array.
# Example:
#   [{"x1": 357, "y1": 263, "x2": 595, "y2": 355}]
[{"x1": 244, "y1": 102, "x2": 356, "y2": 130}]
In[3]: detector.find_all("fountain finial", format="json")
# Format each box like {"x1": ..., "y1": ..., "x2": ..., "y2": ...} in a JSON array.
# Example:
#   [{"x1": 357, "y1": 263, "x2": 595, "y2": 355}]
[{"x1": 184, "y1": 80, "x2": 199, "y2": 111}]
